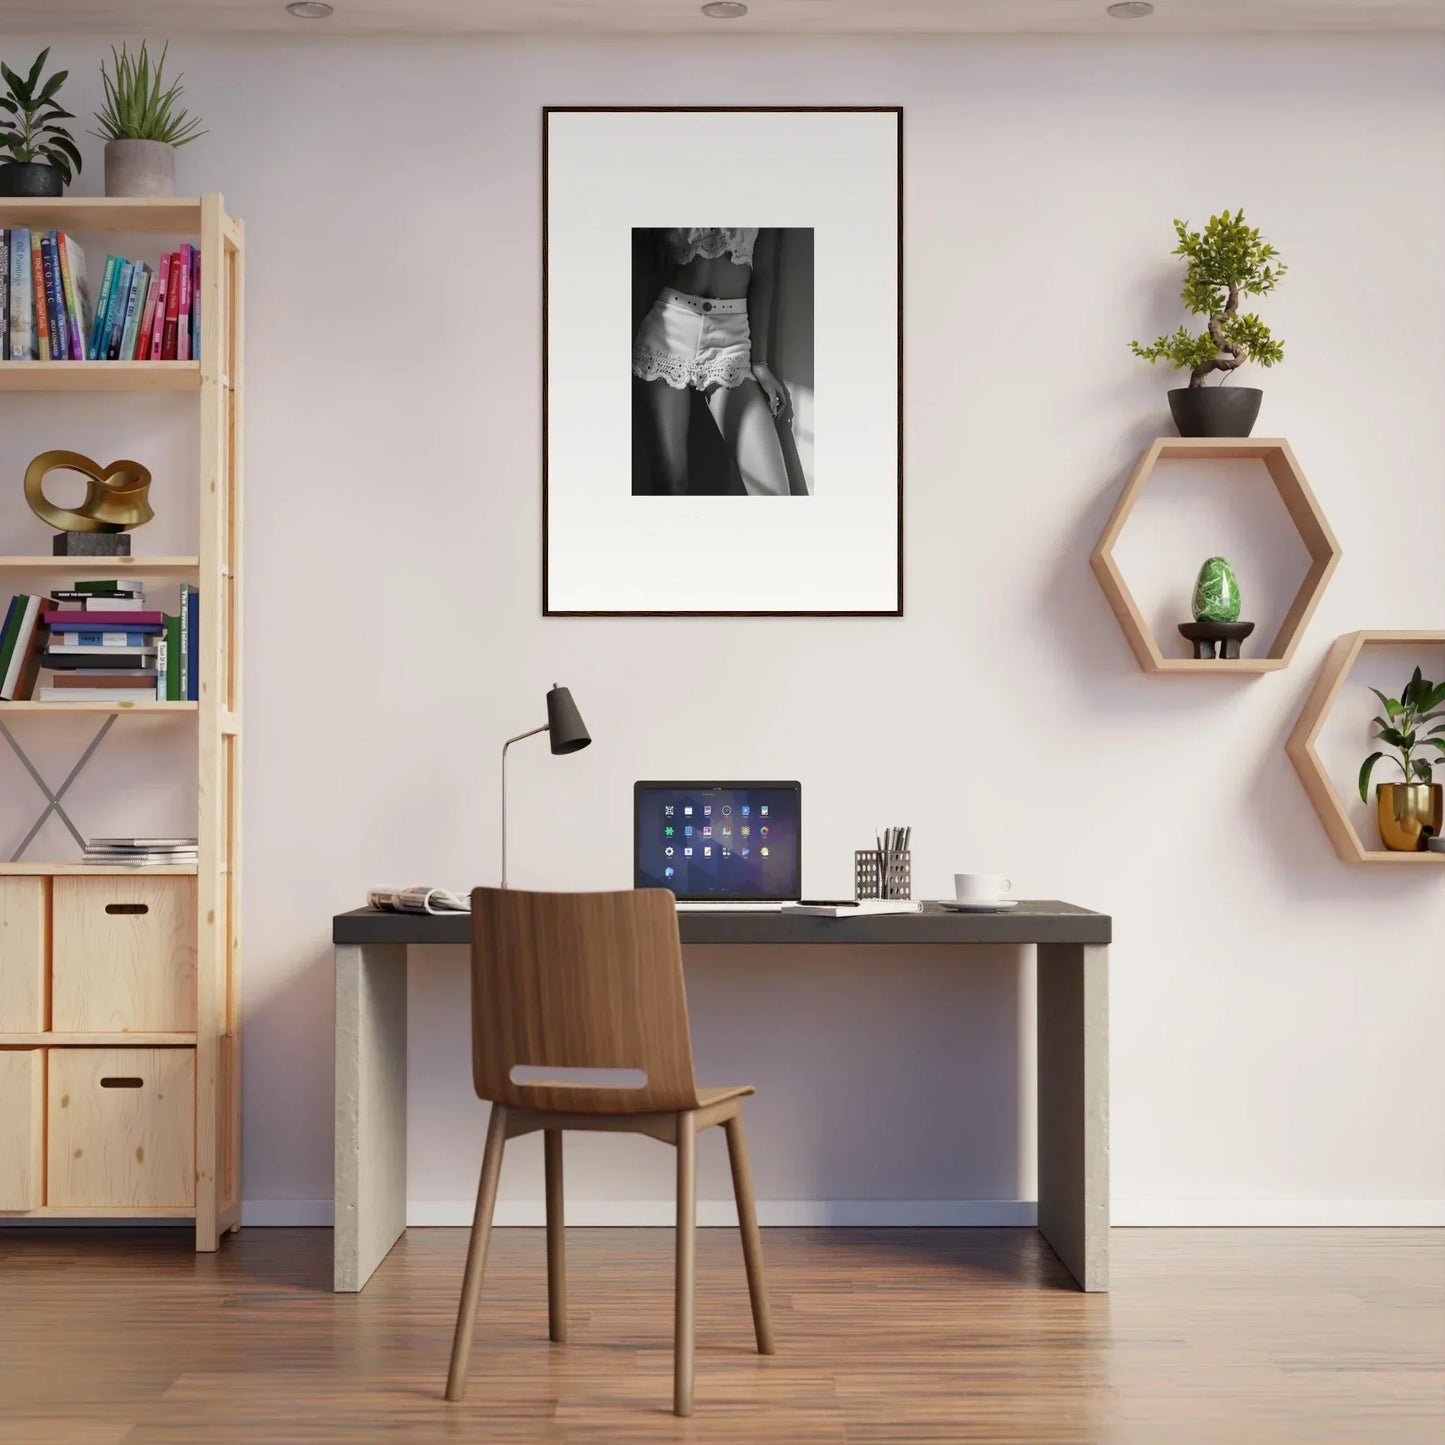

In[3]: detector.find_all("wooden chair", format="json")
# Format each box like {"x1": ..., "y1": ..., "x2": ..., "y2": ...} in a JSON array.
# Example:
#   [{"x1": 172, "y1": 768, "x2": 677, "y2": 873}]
[{"x1": 444, "y1": 887, "x2": 775, "y2": 1417}]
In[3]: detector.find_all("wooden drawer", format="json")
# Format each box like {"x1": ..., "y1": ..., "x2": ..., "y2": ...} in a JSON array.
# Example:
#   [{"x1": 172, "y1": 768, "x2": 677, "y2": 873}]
[
  {"x1": 48, "y1": 1047, "x2": 195, "y2": 1208},
  {"x1": 0, "y1": 877, "x2": 47, "y2": 1032},
  {"x1": 0, "y1": 1049, "x2": 44, "y2": 1211},
  {"x1": 51, "y1": 876, "x2": 196, "y2": 1033}
]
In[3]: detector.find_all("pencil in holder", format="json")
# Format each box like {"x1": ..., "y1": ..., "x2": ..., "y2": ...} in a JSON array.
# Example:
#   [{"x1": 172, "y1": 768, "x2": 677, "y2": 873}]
[{"x1": 855, "y1": 849, "x2": 911, "y2": 901}]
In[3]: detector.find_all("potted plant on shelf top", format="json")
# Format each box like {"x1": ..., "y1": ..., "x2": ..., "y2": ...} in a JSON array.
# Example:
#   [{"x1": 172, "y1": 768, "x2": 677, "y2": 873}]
[
  {"x1": 1130, "y1": 210, "x2": 1285, "y2": 438},
  {"x1": 92, "y1": 42, "x2": 205, "y2": 198},
  {"x1": 0, "y1": 49, "x2": 82, "y2": 197},
  {"x1": 1359, "y1": 667, "x2": 1445, "y2": 852}
]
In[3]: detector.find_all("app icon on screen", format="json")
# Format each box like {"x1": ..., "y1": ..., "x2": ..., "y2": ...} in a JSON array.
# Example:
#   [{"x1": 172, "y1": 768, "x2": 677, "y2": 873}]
[
  {"x1": 665, "y1": 866, "x2": 675, "y2": 878},
  {"x1": 664, "y1": 805, "x2": 675, "y2": 816},
  {"x1": 703, "y1": 805, "x2": 712, "y2": 816},
  {"x1": 722, "y1": 805, "x2": 731, "y2": 816},
  {"x1": 684, "y1": 848, "x2": 693, "y2": 856},
  {"x1": 760, "y1": 847, "x2": 769, "y2": 857},
  {"x1": 741, "y1": 847, "x2": 750, "y2": 857},
  {"x1": 665, "y1": 826, "x2": 675, "y2": 837},
  {"x1": 722, "y1": 848, "x2": 731, "y2": 857},
  {"x1": 684, "y1": 806, "x2": 693, "y2": 815},
  {"x1": 684, "y1": 825, "x2": 693, "y2": 837},
  {"x1": 760, "y1": 825, "x2": 769, "y2": 837},
  {"x1": 722, "y1": 826, "x2": 731, "y2": 837},
  {"x1": 703, "y1": 846, "x2": 712, "y2": 857},
  {"x1": 702, "y1": 826, "x2": 711, "y2": 836},
  {"x1": 760, "y1": 805, "x2": 769, "y2": 816},
  {"x1": 665, "y1": 846, "x2": 674, "y2": 857},
  {"x1": 741, "y1": 805, "x2": 750, "y2": 817},
  {"x1": 741, "y1": 826, "x2": 750, "y2": 837}
]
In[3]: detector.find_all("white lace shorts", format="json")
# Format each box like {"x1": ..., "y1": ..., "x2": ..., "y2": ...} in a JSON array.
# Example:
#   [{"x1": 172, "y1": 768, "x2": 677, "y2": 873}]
[{"x1": 632, "y1": 288, "x2": 753, "y2": 391}]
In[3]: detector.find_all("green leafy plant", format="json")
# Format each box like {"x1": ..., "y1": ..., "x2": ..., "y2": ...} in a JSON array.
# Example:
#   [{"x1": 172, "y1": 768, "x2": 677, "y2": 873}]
[
  {"x1": 0, "y1": 48, "x2": 83, "y2": 183},
  {"x1": 1358, "y1": 668, "x2": 1445, "y2": 801},
  {"x1": 1131, "y1": 210, "x2": 1285, "y2": 388},
  {"x1": 92, "y1": 42, "x2": 205, "y2": 148}
]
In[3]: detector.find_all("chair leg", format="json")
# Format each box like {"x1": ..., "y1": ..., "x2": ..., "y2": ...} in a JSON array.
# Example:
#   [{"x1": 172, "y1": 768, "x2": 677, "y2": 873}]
[
  {"x1": 724, "y1": 1112, "x2": 776, "y2": 1355},
  {"x1": 444, "y1": 1104, "x2": 509, "y2": 1402},
  {"x1": 544, "y1": 1128, "x2": 567, "y2": 1343},
  {"x1": 674, "y1": 1110, "x2": 698, "y2": 1418}
]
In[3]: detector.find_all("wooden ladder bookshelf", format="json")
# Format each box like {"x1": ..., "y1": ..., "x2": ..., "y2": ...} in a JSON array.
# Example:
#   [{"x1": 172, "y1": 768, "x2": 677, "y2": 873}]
[{"x1": 0, "y1": 195, "x2": 243, "y2": 1251}]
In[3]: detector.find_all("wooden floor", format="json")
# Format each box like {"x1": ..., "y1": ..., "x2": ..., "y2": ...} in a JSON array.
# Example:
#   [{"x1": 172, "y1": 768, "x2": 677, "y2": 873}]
[{"x1": 0, "y1": 1227, "x2": 1440, "y2": 1444}]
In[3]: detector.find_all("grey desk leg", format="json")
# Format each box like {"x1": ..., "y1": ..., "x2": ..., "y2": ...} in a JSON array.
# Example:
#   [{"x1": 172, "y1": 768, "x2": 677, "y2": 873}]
[
  {"x1": 335, "y1": 942, "x2": 409, "y2": 1292},
  {"x1": 1036, "y1": 942, "x2": 1109, "y2": 1291}
]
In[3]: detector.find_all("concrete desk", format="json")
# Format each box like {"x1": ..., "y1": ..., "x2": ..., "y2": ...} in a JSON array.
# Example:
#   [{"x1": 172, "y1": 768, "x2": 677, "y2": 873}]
[{"x1": 332, "y1": 900, "x2": 1110, "y2": 1293}]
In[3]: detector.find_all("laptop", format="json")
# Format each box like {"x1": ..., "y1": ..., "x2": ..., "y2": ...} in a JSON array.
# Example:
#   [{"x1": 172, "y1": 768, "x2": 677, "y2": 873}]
[{"x1": 634, "y1": 781, "x2": 801, "y2": 909}]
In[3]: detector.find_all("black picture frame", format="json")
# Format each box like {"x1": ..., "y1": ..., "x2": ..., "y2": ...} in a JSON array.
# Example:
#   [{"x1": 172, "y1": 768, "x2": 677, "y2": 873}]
[{"x1": 542, "y1": 105, "x2": 904, "y2": 618}]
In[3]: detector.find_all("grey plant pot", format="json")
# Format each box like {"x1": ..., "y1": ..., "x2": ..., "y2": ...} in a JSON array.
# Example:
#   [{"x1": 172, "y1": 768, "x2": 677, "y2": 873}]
[{"x1": 104, "y1": 139, "x2": 177, "y2": 198}]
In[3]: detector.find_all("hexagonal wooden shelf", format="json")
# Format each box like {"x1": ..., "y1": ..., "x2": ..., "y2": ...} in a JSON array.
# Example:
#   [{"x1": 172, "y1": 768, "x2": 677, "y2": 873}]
[
  {"x1": 1286, "y1": 630, "x2": 1445, "y2": 867},
  {"x1": 1090, "y1": 438, "x2": 1342, "y2": 674}
]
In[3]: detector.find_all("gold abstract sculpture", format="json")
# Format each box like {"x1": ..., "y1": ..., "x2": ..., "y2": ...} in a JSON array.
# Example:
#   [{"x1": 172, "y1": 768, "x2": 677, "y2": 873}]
[{"x1": 24, "y1": 450, "x2": 154, "y2": 533}]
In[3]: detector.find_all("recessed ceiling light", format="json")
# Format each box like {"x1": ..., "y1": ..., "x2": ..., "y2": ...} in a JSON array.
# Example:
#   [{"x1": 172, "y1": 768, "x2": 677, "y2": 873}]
[
  {"x1": 1106, "y1": 1, "x2": 1154, "y2": 16},
  {"x1": 286, "y1": 1, "x2": 334, "y2": 17},
  {"x1": 701, "y1": 2, "x2": 749, "y2": 17}
]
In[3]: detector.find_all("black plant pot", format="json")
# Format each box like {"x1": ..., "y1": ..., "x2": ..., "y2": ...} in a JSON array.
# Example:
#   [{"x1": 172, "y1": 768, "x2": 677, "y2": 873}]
[
  {"x1": 0, "y1": 161, "x2": 65, "y2": 198},
  {"x1": 1167, "y1": 386, "x2": 1263, "y2": 438}
]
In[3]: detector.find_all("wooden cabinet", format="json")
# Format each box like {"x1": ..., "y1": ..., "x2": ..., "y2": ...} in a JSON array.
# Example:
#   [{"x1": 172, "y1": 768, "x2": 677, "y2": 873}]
[
  {"x1": 0, "y1": 1049, "x2": 44, "y2": 1211},
  {"x1": 0, "y1": 877, "x2": 47, "y2": 1032},
  {"x1": 47, "y1": 1048, "x2": 195, "y2": 1209},
  {"x1": 51, "y1": 876, "x2": 197, "y2": 1033}
]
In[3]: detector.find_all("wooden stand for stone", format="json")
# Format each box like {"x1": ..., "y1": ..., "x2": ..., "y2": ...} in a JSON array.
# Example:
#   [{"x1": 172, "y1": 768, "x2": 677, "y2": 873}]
[{"x1": 1177, "y1": 620, "x2": 1256, "y2": 660}]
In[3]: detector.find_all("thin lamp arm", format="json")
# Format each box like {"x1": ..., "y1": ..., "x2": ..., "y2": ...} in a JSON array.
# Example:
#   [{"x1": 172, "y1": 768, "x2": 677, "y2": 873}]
[{"x1": 500, "y1": 724, "x2": 548, "y2": 889}]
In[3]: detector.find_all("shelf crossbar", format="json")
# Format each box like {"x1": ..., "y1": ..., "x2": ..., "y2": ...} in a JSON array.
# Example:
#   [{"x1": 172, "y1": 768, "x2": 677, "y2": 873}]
[{"x1": 0, "y1": 715, "x2": 116, "y2": 860}]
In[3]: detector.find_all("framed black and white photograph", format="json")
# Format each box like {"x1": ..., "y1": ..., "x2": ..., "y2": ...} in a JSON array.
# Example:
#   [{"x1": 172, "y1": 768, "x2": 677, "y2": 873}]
[{"x1": 544, "y1": 107, "x2": 902, "y2": 616}]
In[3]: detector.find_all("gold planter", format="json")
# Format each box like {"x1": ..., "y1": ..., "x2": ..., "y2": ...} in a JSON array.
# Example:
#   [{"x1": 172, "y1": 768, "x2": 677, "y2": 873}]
[{"x1": 1376, "y1": 783, "x2": 1444, "y2": 852}]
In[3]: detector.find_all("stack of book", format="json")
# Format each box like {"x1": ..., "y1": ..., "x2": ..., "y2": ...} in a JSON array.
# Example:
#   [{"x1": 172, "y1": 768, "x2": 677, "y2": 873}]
[
  {"x1": 83, "y1": 837, "x2": 198, "y2": 868},
  {"x1": 0, "y1": 579, "x2": 199, "y2": 702},
  {"x1": 1, "y1": 230, "x2": 199, "y2": 362}
]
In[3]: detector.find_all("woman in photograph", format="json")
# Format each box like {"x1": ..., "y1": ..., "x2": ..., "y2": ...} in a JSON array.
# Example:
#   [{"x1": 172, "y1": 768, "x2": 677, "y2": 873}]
[{"x1": 631, "y1": 227, "x2": 792, "y2": 497}]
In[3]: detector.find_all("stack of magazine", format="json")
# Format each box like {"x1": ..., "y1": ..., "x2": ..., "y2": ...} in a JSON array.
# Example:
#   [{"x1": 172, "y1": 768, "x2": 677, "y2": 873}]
[{"x1": 84, "y1": 836, "x2": 199, "y2": 868}]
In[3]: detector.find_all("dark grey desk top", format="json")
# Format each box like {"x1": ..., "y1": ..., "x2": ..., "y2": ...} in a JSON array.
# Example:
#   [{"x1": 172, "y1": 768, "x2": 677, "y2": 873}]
[{"x1": 333, "y1": 900, "x2": 1110, "y2": 947}]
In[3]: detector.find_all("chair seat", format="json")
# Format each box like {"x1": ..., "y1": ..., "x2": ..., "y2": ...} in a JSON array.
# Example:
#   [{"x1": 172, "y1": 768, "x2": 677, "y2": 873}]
[{"x1": 696, "y1": 1084, "x2": 754, "y2": 1108}]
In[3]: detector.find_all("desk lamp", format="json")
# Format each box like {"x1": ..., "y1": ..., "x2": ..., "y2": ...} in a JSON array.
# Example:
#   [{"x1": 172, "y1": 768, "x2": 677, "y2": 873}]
[{"x1": 500, "y1": 684, "x2": 591, "y2": 887}]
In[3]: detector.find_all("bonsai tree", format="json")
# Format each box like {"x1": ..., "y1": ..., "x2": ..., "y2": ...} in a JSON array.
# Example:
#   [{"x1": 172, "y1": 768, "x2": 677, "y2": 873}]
[
  {"x1": 92, "y1": 42, "x2": 206, "y2": 150},
  {"x1": 1131, "y1": 210, "x2": 1284, "y2": 388},
  {"x1": 1359, "y1": 668, "x2": 1445, "y2": 801},
  {"x1": 0, "y1": 48, "x2": 83, "y2": 184}
]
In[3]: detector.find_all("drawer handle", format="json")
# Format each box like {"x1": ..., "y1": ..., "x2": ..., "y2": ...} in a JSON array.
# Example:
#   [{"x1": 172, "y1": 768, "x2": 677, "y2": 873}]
[
  {"x1": 100, "y1": 1076, "x2": 144, "y2": 1089},
  {"x1": 105, "y1": 903, "x2": 149, "y2": 915}
]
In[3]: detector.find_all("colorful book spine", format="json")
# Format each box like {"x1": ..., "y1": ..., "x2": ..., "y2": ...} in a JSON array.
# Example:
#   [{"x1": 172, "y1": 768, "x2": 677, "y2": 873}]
[
  {"x1": 57, "y1": 234, "x2": 89, "y2": 362},
  {"x1": 0, "y1": 596, "x2": 23, "y2": 680},
  {"x1": 183, "y1": 585, "x2": 199, "y2": 701},
  {"x1": 58, "y1": 631, "x2": 152, "y2": 647},
  {"x1": 89, "y1": 254, "x2": 120, "y2": 359},
  {"x1": 0, "y1": 230, "x2": 8, "y2": 361},
  {"x1": 10, "y1": 229, "x2": 33, "y2": 359},
  {"x1": 176, "y1": 244, "x2": 193, "y2": 362},
  {"x1": 146, "y1": 252, "x2": 171, "y2": 360},
  {"x1": 189, "y1": 247, "x2": 200, "y2": 360},
  {"x1": 162, "y1": 252, "x2": 181, "y2": 359},
  {"x1": 45, "y1": 610, "x2": 165, "y2": 629},
  {"x1": 104, "y1": 260, "x2": 134, "y2": 361},
  {"x1": 119, "y1": 265, "x2": 150, "y2": 362},
  {"x1": 135, "y1": 264, "x2": 161, "y2": 359},
  {"x1": 42, "y1": 234, "x2": 68, "y2": 359},
  {"x1": 165, "y1": 615, "x2": 182, "y2": 701},
  {"x1": 30, "y1": 233, "x2": 50, "y2": 362},
  {"x1": 0, "y1": 595, "x2": 44, "y2": 700}
]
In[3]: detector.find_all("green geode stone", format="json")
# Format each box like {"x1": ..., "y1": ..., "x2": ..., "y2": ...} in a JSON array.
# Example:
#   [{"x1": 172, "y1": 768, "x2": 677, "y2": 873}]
[{"x1": 1192, "y1": 556, "x2": 1241, "y2": 623}]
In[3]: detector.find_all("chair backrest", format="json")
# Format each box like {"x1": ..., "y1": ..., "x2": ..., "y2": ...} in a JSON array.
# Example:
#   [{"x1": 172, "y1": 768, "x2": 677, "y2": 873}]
[{"x1": 468, "y1": 887, "x2": 701, "y2": 1114}]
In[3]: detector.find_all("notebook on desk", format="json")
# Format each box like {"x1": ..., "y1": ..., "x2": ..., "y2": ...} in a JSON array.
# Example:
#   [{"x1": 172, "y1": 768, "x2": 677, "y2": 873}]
[{"x1": 634, "y1": 780, "x2": 801, "y2": 908}]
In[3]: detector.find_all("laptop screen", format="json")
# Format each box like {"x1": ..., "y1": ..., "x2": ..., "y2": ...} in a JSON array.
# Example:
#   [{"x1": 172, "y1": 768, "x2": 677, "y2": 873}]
[{"x1": 634, "y1": 781, "x2": 801, "y2": 901}]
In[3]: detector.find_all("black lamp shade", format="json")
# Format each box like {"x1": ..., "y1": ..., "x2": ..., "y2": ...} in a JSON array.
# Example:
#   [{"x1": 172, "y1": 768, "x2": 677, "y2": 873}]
[{"x1": 545, "y1": 684, "x2": 591, "y2": 755}]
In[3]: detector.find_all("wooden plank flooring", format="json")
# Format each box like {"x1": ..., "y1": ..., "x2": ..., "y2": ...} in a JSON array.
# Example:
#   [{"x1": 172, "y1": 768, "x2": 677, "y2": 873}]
[{"x1": 0, "y1": 1227, "x2": 1440, "y2": 1443}]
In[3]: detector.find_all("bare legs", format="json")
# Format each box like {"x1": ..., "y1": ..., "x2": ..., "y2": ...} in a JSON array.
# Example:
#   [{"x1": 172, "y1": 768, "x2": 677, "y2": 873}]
[
  {"x1": 642, "y1": 379, "x2": 692, "y2": 495},
  {"x1": 640, "y1": 376, "x2": 791, "y2": 497},
  {"x1": 706, "y1": 377, "x2": 790, "y2": 497}
]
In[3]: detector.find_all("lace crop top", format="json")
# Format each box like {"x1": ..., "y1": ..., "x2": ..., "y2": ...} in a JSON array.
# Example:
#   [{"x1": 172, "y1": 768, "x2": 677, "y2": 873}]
[{"x1": 662, "y1": 227, "x2": 758, "y2": 268}]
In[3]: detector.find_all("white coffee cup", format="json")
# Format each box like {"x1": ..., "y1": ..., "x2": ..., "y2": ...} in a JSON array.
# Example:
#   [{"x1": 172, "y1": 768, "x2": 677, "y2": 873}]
[{"x1": 954, "y1": 873, "x2": 1012, "y2": 906}]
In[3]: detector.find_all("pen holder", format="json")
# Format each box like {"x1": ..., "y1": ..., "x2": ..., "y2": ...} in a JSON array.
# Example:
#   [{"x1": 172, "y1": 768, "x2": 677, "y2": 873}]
[{"x1": 855, "y1": 849, "x2": 911, "y2": 901}]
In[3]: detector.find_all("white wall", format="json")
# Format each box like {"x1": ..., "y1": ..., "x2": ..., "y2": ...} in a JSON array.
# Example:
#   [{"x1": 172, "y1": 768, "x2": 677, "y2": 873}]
[{"x1": 3, "y1": 33, "x2": 1442, "y2": 1227}]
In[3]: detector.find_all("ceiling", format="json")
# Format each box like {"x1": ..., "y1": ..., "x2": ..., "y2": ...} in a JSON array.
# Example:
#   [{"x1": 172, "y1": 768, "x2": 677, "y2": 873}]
[{"x1": 1, "y1": 0, "x2": 1442, "y2": 38}]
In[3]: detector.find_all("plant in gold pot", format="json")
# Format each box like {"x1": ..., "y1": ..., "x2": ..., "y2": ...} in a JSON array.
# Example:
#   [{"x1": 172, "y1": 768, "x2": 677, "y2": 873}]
[
  {"x1": 92, "y1": 42, "x2": 204, "y2": 198},
  {"x1": 1358, "y1": 668, "x2": 1445, "y2": 852}
]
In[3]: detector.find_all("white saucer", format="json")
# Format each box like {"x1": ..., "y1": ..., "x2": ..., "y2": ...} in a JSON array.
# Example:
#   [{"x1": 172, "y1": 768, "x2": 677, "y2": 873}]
[{"x1": 935, "y1": 898, "x2": 1019, "y2": 912}]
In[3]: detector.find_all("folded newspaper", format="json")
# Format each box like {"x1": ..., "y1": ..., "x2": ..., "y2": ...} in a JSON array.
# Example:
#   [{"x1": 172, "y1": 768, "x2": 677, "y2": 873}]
[{"x1": 367, "y1": 886, "x2": 471, "y2": 915}]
